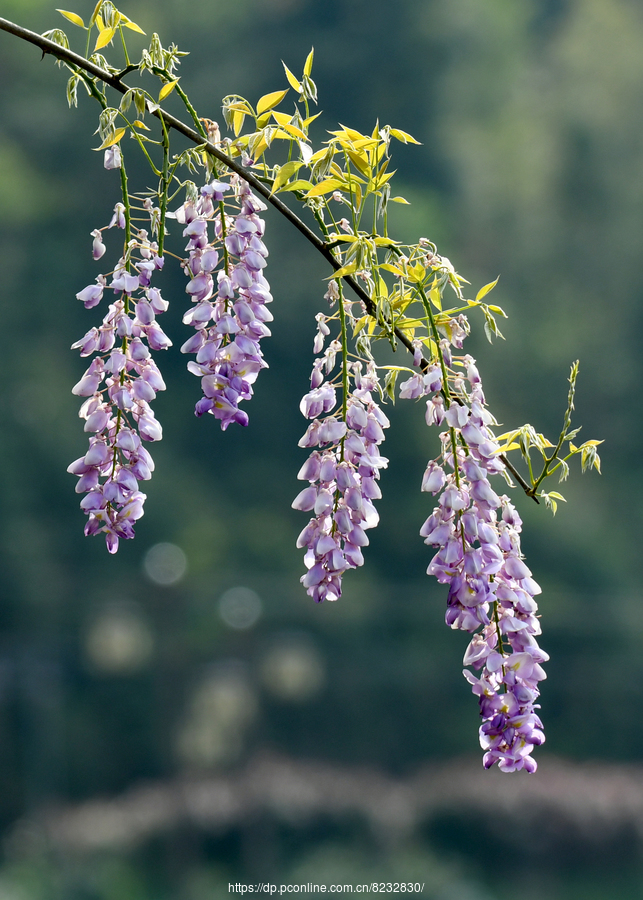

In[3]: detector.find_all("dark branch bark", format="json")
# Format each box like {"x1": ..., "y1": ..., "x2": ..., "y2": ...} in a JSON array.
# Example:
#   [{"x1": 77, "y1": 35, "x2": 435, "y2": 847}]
[{"x1": 0, "y1": 16, "x2": 537, "y2": 500}]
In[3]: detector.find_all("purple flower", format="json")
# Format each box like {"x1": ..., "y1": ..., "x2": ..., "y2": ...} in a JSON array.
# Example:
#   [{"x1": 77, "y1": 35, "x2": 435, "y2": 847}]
[
  {"x1": 91, "y1": 229, "x2": 106, "y2": 260},
  {"x1": 180, "y1": 174, "x2": 271, "y2": 430},
  {"x1": 399, "y1": 373, "x2": 424, "y2": 400},
  {"x1": 70, "y1": 223, "x2": 170, "y2": 553},
  {"x1": 76, "y1": 280, "x2": 104, "y2": 309},
  {"x1": 293, "y1": 319, "x2": 389, "y2": 603},
  {"x1": 104, "y1": 145, "x2": 122, "y2": 170},
  {"x1": 109, "y1": 202, "x2": 126, "y2": 229},
  {"x1": 403, "y1": 342, "x2": 546, "y2": 772}
]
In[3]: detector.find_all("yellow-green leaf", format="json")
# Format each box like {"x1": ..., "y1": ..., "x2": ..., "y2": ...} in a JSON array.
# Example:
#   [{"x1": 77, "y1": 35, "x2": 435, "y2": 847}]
[
  {"x1": 121, "y1": 16, "x2": 145, "y2": 34},
  {"x1": 232, "y1": 109, "x2": 246, "y2": 136},
  {"x1": 133, "y1": 120, "x2": 150, "y2": 130},
  {"x1": 303, "y1": 47, "x2": 314, "y2": 77},
  {"x1": 94, "y1": 25, "x2": 115, "y2": 50},
  {"x1": 581, "y1": 439, "x2": 604, "y2": 447},
  {"x1": 158, "y1": 80, "x2": 178, "y2": 101},
  {"x1": 57, "y1": 9, "x2": 85, "y2": 27},
  {"x1": 374, "y1": 171, "x2": 395, "y2": 187},
  {"x1": 406, "y1": 262, "x2": 425, "y2": 283},
  {"x1": 95, "y1": 127, "x2": 126, "y2": 150},
  {"x1": 392, "y1": 290, "x2": 414, "y2": 312},
  {"x1": 282, "y1": 122, "x2": 307, "y2": 141},
  {"x1": 353, "y1": 316, "x2": 369, "y2": 337},
  {"x1": 250, "y1": 137, "x2": 270, "y2": 159},
  {"x1": 496, "y1": 430, "x2": 520, "y2": 442},
  {"x1": 280, "y1": 179, "x2": 315, "y2": 192},
  {"x1": 271, "y1": 160, "x2": 303, "y2": 194},
  {"x1": 376, "y1": 275, "x2": 389, "y2": 298},
  {"x1": 272, "y1": 111, "x2": 293, "y2": 127},
  {"x1": 347, "y1": 149, "x2": 371, "y2": 178},
  {"x1": 305, "y1": 178, "x2": 347, "y2": 198},
  {"x1": 271, "y1": 112, "x2": 307, "y2": 141},
  {"x1": 256, "y1": 89, "x2": 289, "y2": 116},
  {"x1": 351, "y1": 138, "x2": 378, "y2": 152},
  {"x1": 89, "y1": 0, "x2": 103, "y2": 28},
  {"x1": 303, "y1": 112, "x2": 322, "y2": 128},
  {"x1": 227, "y1": 100, "x2": 254, "y2": 114},
  {"x1": 389, "y1": 127, "x2": 421, "y2": 144},
  {"x1": 335, "y1": 125, "x2": 366, "y2": 142},
  {"x1": 391, "y1": 196, "x2": 410, "y2": 204},
  {"x1": 371, "y1": 142, "x2": 386, "y2": 166},
  {"x1": 331, "y1": 261, "x2": 359, "y2": 279},
  {"x1": 282, "y1": 62, "x2": 301, "y2": 92},
  {"x1": 476, "y1": 276, "x2": 500, "y2": 302},
  {"x1": 270, "y1": 128, "x2": 299, "y2": 142},
  {"x1": 429, "y1": 287, "x2": 441, "y2": 311},
  {"x1": 395, "y1": 317, "x2": 425, "y2": 329}
]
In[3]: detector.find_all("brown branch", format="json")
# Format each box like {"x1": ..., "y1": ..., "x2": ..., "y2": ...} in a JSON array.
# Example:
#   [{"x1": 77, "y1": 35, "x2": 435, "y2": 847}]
[{"x1": 0, "y1": 17, "x2": 537, "y2": 501}]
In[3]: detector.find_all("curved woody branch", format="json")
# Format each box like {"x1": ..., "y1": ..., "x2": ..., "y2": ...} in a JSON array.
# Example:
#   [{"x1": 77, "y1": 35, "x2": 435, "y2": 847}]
[{"x1": 0, "y1": 16, "x2": 534, "y2": 498}]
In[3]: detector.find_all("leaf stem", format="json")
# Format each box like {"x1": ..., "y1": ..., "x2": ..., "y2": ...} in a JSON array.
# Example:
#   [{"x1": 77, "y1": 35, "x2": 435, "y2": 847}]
[
  {"x1": 158, "y1": 114, "x2": 170, "y2": 255},
  {"x1": 118, "y1": 24, "x2": 130, "y2": 68},
  {"x1": 174, "y1": 82, "x2": 208, "y2": 139},
  {"x1": 219, "y1": 200, "x2": 230, "y2": 276},
  {"x1": 531, "y1": 360, "x2": 579, "y2": 495}
]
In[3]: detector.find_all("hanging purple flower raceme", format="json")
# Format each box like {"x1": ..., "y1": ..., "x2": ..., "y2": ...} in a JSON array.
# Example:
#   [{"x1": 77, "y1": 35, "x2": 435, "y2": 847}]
[
  {"x1": 402, "y1": 351, "x2": 547, "y2": 772},
  {"x1": 68, "y1": 210, "x2": 171, "y2": 554},
  {"x1": 179, "y1": 174, "x2": 272, "y2": 429},
  {"x1": 292, "y1": 307, "x2": 389, "y2": 602}
]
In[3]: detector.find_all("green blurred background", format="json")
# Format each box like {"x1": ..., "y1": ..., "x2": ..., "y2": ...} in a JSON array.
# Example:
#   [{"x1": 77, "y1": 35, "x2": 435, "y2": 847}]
[{"x1": 0, "y1": 0, "x2": 641, "y2": 897}]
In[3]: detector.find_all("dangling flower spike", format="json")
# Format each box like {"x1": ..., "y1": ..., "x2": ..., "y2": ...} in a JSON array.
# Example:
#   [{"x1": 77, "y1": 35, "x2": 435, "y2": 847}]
[
  {"x1": 179, "y1": 174, "x2": 272, "y2": 429},
  {"x1": 68, "y1": 155, "x2": 171, "y2": 553},
  {"x1": 293, "y1": 288, "x2": 389, "y2": 602},
  {"x1": 405, "y1": 347, "x2": 547, "y2": 772}
]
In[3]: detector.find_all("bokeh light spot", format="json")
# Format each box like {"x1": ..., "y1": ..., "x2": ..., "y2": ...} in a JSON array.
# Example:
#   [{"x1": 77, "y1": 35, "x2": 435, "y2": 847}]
[
  {"x1": 143, "y1": 542, "x2": 187, "y2": 586},
  {"x1": 85, "y1": 603, "x2": 154, "y2": 674},
  {"x1": 261, "y1": 637, "x2": 325, "y2": 702},
  {"x1": 218, "y1": 587, "x2": 262, "y2": 630}
]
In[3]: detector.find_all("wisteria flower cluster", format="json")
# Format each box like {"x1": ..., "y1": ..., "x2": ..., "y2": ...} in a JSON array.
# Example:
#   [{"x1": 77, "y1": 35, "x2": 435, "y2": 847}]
[
  {"x1": 68, "y1": 170, "x2": 170, "y2": 553},
  {"x1": 178, "y1": 174, "x2": 272, "y2": 430},
  {"x1": 292, "y1": 301, "x2": 389, "y2": 602},
  {"x1": 403, "y1": 352, "x2": 547, "y2": 772}
]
